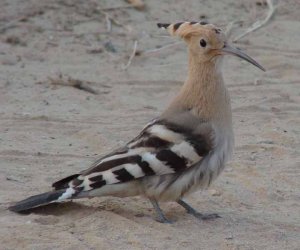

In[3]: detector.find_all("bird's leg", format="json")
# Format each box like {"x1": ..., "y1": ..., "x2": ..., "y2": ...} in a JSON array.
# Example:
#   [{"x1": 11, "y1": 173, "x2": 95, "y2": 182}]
[
  {"x1": 177, "y1": 199, "x2": 220, "y2": 220},
  {"x1": 149, "y1": 199, "x2": 173, "y2": 224}
]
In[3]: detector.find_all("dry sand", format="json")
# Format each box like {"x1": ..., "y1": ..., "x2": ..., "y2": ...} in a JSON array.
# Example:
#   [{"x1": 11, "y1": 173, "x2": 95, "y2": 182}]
[{"x1": 0, "y1": 0, "x2": 299, "y2": 249}]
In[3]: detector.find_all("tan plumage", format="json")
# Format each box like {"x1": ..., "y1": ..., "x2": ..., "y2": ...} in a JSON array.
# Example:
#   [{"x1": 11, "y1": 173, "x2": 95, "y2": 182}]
[{"x1": 9, "y1": 21, "x2": 265, "y2": 223}]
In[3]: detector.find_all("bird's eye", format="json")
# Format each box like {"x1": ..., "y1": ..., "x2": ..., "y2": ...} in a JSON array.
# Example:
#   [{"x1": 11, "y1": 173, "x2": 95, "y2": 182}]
[{"x1": 200, "y1": 39, "x2": 207, "y2": 48}]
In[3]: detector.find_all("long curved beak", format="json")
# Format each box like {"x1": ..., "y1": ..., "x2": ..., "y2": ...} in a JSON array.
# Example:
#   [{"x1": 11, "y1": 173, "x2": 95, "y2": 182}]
[{"x1": 221, "y1": 44, "x2": 265, "y2": 72}]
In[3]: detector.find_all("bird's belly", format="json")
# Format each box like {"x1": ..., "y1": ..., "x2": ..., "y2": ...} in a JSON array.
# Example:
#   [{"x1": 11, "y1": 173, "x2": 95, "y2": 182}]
[{"x1": 141, "y1": 165, "x2": 224, "y2": 202}]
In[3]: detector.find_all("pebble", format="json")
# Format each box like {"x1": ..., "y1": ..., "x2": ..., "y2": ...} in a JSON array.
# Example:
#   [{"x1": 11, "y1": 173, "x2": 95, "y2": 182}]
[{"x1": 209, "y1": 189, "x2": 222, "y2": 196}]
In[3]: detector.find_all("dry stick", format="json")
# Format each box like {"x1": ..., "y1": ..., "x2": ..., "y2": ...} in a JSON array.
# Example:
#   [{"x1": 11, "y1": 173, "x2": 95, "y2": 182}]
[
  {"x1": 0, "y1": 19, "x2": 20, "y2": 33},
  {"x1": 225, "y1": 21, "x2": 243, "y2": 38},
  {"x1": 143, "y1": 41, "x2": 183, "y2": 55},
  {"x1": 104, "y1": 12, "x2": 112, "y2": 32},
  {"x1": 0, "y1": 9, "x2": 43, "y2": 33},
  {"x1": 123, "y1": 40, "x2": 138, "y2": 70},
  {"x1": 125, "y1": 0, "x2": 145, "y2": 10},
  {"x1": 98, "y1": 10, "x2": 130, "y2": 31},
  {"x1": 48, "y1": 76, "x2": 99, "y2": 95},
  {"x1": 233, "y1": 0, "x2": 276, "y2": 42},
  {"x1": 97, "y1": 5, "x2": 135, "y2": 11}
]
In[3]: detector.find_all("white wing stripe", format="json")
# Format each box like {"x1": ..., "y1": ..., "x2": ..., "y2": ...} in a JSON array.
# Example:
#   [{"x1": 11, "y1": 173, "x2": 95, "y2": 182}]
[
  {"x1": 147, "y1": 124, "x2": 184, "y2": 143},
  {"x1": 142, "y1": 152, "x2": 175, "y2": 175},
  {"x1": 99, "y1": 147, "x2": 149, "y2": 164},
  {"x1": 124, "y1": 164, "x2": 145, "y2": 178},
  {"x1": 102, "y1": 171, "x2": 118, "y2": 184},
  {"x1": 171, "y1": 141, "x2": 202, "y2": 165}
]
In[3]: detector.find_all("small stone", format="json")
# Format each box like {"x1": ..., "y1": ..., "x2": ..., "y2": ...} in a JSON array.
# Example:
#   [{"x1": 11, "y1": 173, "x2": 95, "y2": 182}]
[
  {"x1": 5, "y1": 35, "x2": 26, "y2": 46},
  {"x1": 1, "y1": 55, "x2": 19, "y2": 65},
  {"x1": 259, "y1": 140, "x2": 274, "y2": 144},
  {"x1": 209, "y1": 189, "x2": 222, "y2": 196},
  {"x1": 254, "y1": 78, "x2": 262, "y2": 85},
  {"x1": 104, "y1": 41, "x2": 117, "y2": 53},
  {"x1": 225, "y1": 235, "x2": 233, "y2": 240},
  {"x1": 271, "y1": 107, "x2": 281, "y2": 112},
  {"x1": 6, "y1": 176, "x2": 20, "y2": 182},
  {"x1": 86, "y1": 47, "x2": 103, "y2": 54}
]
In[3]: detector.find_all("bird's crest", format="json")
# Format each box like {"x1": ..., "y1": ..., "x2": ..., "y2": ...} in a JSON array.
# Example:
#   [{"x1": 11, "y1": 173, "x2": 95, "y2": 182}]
[{"x1": 157, "y1": 21, "x2": 222, "y2": 38}]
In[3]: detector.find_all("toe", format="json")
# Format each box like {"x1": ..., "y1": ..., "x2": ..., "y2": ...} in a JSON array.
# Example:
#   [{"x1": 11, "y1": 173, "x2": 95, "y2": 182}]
[
  {"x1": 155, "y1": 217, "x2": 174, "y2": 224},
  {"x1": 197, "y1": 213, "x2": 221, "y2": 220}
]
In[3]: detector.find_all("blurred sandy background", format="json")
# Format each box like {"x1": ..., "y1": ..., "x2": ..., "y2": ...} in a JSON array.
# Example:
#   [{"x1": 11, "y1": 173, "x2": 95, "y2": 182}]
[{"x1": 0, "y1": 0, "x2": 299, "y2": 249}]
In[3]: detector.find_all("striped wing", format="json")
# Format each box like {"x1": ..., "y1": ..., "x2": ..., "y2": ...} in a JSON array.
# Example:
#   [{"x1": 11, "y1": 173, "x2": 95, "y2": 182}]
[{"x1": 53, "y1": 119, "x2": 212, "y2": 197}]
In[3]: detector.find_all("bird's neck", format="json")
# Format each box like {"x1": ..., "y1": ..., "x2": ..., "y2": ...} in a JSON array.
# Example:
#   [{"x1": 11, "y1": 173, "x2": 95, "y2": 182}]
[{"x1": 168, "y1": 53, "x2": 231, "y2": 123}]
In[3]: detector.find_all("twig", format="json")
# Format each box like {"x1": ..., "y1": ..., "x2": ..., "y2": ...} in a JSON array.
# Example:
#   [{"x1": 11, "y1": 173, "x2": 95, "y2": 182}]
[
  {"x1": 104, "y1": 12, "x2": 112, "y2": 32},
  {"x1": 95, "y1": 1, "x2": 145, "y2": 11},
  {"x1": 0, "y1": 19, "x2": 20, "y2": 33},
  {"x1": 125, "y1": 0, "x2": 145, "y2": 10},
  {"x1": 122, "y1": 40, "x2": 138, "y2": 70},
  {"x1": 48, "y1": 75, "x2": 99, "y2": 94},
  {"x1": 233, "y1": 0, "x2": 276, "y2": 42},
  {"x1": 0, "y1": 9, "x2": 44, "y2": 33},
  {"x1": 225, "y1": 21, "x2": 243, "y2": 38},
  {"x1": 143, "y1": 41, "x2": 183, "y2": 55},
  {"x1": 96, "y1": 5, "x2": 135, "y2": 11},
  {"x1": 98, "y1": 10, "x2": 130, "y2": 31}
]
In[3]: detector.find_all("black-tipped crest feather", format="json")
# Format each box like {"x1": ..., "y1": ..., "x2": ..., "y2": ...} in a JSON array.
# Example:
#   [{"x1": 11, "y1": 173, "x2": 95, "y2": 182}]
[{"x1": 157, "y1": 23, "x2": 170, "y2": 29}]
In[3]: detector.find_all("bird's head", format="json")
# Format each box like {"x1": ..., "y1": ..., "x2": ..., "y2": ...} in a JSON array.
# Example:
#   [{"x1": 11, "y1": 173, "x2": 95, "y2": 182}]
[{"x1": 157, "y1": 21, "x2": 265, "y2": 71}]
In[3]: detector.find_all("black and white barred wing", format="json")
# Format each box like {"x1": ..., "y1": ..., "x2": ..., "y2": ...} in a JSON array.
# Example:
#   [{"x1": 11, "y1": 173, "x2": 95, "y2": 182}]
[{"x1": 54, "y1": 120, "x2": 212, "y2": 198}]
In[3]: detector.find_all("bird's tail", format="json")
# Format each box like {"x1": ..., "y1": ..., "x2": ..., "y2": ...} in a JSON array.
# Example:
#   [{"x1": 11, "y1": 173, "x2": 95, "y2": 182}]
[{"x1": 8, "y1": 189, "x2": 67, "y2": 212}]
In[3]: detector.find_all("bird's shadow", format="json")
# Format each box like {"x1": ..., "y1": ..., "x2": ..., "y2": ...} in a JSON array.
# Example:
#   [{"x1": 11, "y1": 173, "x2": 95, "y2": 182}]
[{"x1": 15, "y1": 201, "x2": 95, "y2": 216}]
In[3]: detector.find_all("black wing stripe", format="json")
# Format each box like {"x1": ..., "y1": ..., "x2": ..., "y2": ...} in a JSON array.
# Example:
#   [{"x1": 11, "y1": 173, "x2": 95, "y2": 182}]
[
  {"x1": 89, "y1": 174, "x2": 103, "y2": 182},
  {"x1": 186, "y1": 136, "x2": 210, "y2": 156},
  {"x1": 52, "y1": 174, "x2": 80, "y2": 190},
  {"x1": 90, "y1": 180, "x2": 106, "y2": 189},
  {"x1": 131, "y1": 135, "x2": 171, "y2": 149},
  {"x1": 157, "y1": 120, "x2": 211, "y2": 156},
  {"x1": 71, "y1": 178, "x2": 84, "y2": 187},
  {"x1": 156, "y1": 149, "x2": 187, "y2": 172},
  {"x1": 113, "y1": 168, "x2": 135, "y2": 182},
  {"x1": 131, "y1": 155, "x2": 155, "y2": 176},
  {"x1": 138, "y1": 159, "x2": 155, "y2": 175},
  {"x1": 86, "y1": 155, "x2": 154, "y2": 188},
  {"x1": 84, "y1": 155, "x2": 143, "y2": 175}
]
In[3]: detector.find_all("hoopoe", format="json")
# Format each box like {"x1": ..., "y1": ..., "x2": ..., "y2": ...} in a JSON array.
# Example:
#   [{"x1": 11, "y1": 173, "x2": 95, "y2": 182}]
[{"x1": 9, "y1": 22, "x2": 265, "y2": 223}]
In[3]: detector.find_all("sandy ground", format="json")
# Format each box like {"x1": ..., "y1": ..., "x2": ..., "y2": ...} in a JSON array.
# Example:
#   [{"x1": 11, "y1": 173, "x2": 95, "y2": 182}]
[{"x1": 0, "y1": 0, "x2": 299, "y2": 249}]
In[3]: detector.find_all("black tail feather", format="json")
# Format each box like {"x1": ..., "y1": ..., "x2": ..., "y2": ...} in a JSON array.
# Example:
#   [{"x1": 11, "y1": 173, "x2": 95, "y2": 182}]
[
  {"x1": 8, "y1": 189, "x2": 66, "y2": 212},
  {"x1": 52, "y1": 174, "x2": 80, "y2": 190}
]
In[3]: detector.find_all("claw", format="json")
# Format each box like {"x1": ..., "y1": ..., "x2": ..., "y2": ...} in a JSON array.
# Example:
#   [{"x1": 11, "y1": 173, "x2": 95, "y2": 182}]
[
  {"x1": 155, "y1": 217, "x2": 174, "y2": 224},
  {"x1": 193, "y1": 212, "x2": 221, "y2": 220},
  {"x1": 149, "y1": 198, "x2": 173, "y2": 224},
  {"x1": 177, "y1": 199, "x2": 221, "y2": 221}
]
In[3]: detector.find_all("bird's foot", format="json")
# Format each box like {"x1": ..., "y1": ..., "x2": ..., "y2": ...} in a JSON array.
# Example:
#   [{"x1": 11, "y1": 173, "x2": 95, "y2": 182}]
[
  {"x1": 177, "y1": 199, "x2": 221, "y2": 221},
  {"x1": 149, "y1": 198, "x2": 173, "y2": 224},
  {"x1": 155, "y1": 215, "x2": 174, "y2": 224},
  {"x1": 188, "y1": 211, "x2": 221, "y2": 220}
]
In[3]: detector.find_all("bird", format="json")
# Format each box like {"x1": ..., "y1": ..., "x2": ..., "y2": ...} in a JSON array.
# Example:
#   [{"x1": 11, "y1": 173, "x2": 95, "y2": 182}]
[{"x1": 9, "y1": 21, "x2": 265, "y2": 223}]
